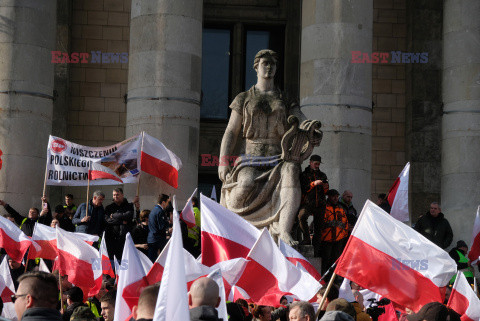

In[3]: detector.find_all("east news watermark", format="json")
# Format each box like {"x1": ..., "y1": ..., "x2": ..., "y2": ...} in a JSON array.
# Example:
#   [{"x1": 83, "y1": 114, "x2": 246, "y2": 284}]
[
  {"x1": 51, "y1": 51, "x2": 128, "y2": 64},
  {"x1": 351, "y1": 51, "x2": 429, "y2": 64}
]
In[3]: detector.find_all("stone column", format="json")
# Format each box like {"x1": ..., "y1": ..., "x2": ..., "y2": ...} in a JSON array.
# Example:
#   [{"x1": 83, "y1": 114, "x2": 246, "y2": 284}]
[
  {"x1": 441, "y1": 0, "x2": 480, "y2": 245},
  {"x1": 300, "y1": 0, "x2": 373, "y2": 205},
  {"x1": 0, "y1": 1, "x2": 56, "y2": 212},
  {"x1": 126, "y1": 1, "x2": 203, "y2": 206}
]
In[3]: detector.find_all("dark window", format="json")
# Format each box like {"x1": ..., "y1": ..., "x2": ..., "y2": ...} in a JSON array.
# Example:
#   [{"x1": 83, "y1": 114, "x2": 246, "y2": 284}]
[{"x1": 201, "y1": 28, "x2": 231, "y2": 119}]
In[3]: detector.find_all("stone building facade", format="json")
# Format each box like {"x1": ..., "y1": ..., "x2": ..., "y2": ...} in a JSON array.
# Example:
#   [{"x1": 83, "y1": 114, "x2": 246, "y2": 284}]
[{"x1": 0, "y1": 0, "x2": 478, "y2": 245}]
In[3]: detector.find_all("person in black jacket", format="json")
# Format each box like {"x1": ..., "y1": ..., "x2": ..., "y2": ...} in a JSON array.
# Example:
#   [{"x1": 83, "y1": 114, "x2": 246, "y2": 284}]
[
  {"x1": 53, "y1": 205, "x2": 75, "y2": 232},
  {"x1": 414, "y1": 202, "x2": 453, "y2": 249},
  {"x1": 72, "y1": 191, "x2": 105, "y2": 236},
  {"x1": 0, "y1": 198, "x2": 52, "y2": 237},
  {"x1": 189, "y1": 277, "x2": 222, "y2": 321},
  {"x1": 104, "y1": 188, "x2": 134, "y2": 261},
  {"x1": 298, "y1": 155, "x2": 329, "y2": 249},
  {"x1": 63, "y1": 287, "x2": 87, "y2": 321}
]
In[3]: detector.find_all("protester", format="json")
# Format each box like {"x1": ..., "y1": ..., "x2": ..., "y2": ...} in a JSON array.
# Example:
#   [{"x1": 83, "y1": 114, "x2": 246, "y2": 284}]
[
  {"x1": 62, "y1": 287, "x2": 86, "y2": 321},
  {"x1": 104, "y1": 188, "x2": 134, "y2": 261},
  {"x1": 406, "y1": 302, "x2": 460, "y2": 321},
  {"x1": 53, "y1": 205, "x2": 75, "y2": 232},
  {"x1": 132, "y1": 284, "x2": 159, "y2": 321},
  {"x1": 63, "y1": 194, "x2": 77, "y2": 220},
  {"x1": 236, "y1": 299, "x2": 253, "y2": 321},
  {"x1": 448, "y1": 240, "x2": 474, "y2": 285},
  {"x1": 8, "y1": 256, "x2": 24, "y2": 290},
  {"x1": 132, "y1": 209, "x2": 150, "y2": 256},
  {"x1": 338, "y1": 190, "x2": 357, "y2": 233},
  {"x1": 100, "y1": 290, "x2": 116, "y2": 321},
  {"x1": 319, "y1": 311, "x2": 354, "y2": 321},
  {"x1": 147, "y1": 194, "x2": 170, "y2": 262},
  {"x1": 350, "y1": 292, "x2": 371, "y2": 321},
  {"x1": 69, "y1": 306, "x2": 97, "y2": 321},
  {"x1": 188, "y1": 277, "x2": 222, "y2": 321},
  {"x1": 289, "y1": 301, "x2": 315, "y2": 321},
  {"x1": 186, "y1": 196, "x2": 201, "y2": 257},
  {"x1": 376, "y1": 194, "x2": 391, "y2": 213},
  {"x1": 50, "y1": 218, "x2": 59, "y2": 228},
  {"x1": 252, "y1": 305, "x2": 272, "y2": 321},
  {"x1": 319, "y1": 189, "x2": 349, "y2": 274},
  {"x1": 13, "y1": 271, "x2": 62, "y2": 321},
  {"x1": 315, "y1": 285, "x2": 339, "y2": 320},
  {"x1": 0, "y1": 198, "x2": 51, "y2": 236},
  {"x1": 298, "y1": 155, "x2": 329, "y2": 248},
  {"x1": 325, "y1": 299, "x2": 356, "y2": 321},
  {"x1": 72, "y1": 190, "x2": 106, "y2": 236},
  {"x1": 414, "y1": 202, "x2": 453, "y2": 249},
  {"x1": 227, "y1": 301, "x2": 247, "y2": 321}
]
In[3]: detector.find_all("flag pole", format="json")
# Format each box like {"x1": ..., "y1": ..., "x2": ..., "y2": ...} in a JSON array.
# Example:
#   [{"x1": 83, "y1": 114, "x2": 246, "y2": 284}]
[
  {"x1": 315, "y1": 272, "x2": 337, "y2": 320},
  {"x1": 42, "y1": 160, "x2": 48, "y2": 198},
  {"x1": 85, "y1": 162, "x2": 91, "y2": 218},
  {"x1": 59, "y1": 272, "x2": 64, "y2": 312},
  {"x1": 136, "y1": 131, "x2": 145, "y2": 197}
]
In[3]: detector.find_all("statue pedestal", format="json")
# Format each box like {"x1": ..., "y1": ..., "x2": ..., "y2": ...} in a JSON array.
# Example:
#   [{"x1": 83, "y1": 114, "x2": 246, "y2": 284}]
[{"x1": 295, "y1": 244, "x2": 323, "y2": 278}]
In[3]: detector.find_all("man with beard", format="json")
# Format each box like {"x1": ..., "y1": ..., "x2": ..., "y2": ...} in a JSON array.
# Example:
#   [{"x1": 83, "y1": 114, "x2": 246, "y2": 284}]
[{"x1": 298, "y1": 155, "x2": 329, "y2": 252}]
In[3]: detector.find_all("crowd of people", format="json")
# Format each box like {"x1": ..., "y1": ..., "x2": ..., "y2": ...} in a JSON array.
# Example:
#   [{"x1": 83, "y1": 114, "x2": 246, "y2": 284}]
[{"x1": 0, "y1": 156, "x2": 477, "y2": 321}]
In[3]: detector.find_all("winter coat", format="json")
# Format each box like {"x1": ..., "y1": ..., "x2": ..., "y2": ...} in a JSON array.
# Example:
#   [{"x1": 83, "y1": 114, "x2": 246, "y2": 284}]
[
  {"x1": 104, "y1": 198, "x2": 134, "y2": 239},
  {"x1": 21, "y1": 307, "x2": 63, "y2": 321},
  {"x1": 72, "y1": 201, "x2": 105, "y2": 235},
  {"x1": 300, "y1": 167, "x2": 328, "y2": 208},
  {"x1": 414, "y1": 212, "x2": 453, "y2": 249},
  {"x1": 190, "y1": 306, "x2": 223, "y2": 321}
]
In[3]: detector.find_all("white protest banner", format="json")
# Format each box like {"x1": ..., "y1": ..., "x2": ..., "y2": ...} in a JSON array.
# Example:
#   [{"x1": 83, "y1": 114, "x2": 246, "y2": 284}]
[{"x1": 46, "y1": 134, "x2": 142, "y2": 186}]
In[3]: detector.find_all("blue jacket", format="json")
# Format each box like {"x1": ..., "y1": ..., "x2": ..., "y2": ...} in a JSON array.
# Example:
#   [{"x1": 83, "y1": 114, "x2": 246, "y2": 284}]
[
  {"x1": 72, "y1": 201, "x2": 105, "y2": 235},
  {"x1": 147, "y1": 204, "x2": 168, "y2": 244}
]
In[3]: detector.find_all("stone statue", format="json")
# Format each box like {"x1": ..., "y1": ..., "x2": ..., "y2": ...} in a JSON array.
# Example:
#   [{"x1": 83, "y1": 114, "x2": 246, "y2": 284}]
[{"x1": 219, "y1": 49, "x2": 322, "y2": 245}]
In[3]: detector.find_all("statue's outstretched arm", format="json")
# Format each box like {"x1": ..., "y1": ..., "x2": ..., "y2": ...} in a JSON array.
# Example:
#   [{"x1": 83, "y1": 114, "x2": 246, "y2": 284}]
[{"x1": 219, "y1": 110, "x2": 242, "y2": 182}]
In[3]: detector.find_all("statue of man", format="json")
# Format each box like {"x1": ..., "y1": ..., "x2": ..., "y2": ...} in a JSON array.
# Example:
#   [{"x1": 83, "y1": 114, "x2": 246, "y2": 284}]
[{"x1": 218, "y1": 49, "x2": 321, "y2": 245}]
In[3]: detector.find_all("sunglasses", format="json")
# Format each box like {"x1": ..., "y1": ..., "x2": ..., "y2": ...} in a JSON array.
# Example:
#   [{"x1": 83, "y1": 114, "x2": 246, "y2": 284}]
[{"x1": 11, "y1": 294, "x2": 28, "y2": 303}]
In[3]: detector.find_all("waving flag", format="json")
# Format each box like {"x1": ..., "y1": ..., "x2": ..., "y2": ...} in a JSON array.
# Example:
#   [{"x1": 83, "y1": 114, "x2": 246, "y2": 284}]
[
  {"x1": 100, "y1": 232, "x2": 115, "y2": 278},
  {"x1": 335, "y1": 200, "x2": 457, "y2": 312},
  {"x1": 141, "y1": 133, "x2": 182, "y2": 188},
  {"x1": 387, "y1": 162, "x2": 410, "y2": 222},
  {"x1": 201, "y1": 194, "x2": 261, "y2": 266},
  {"x1": 181, "y1": 188, "x2": 197, "y2": 228},
  {"x1": 235, "y1": 228, "x2": 321, "y2": 306},
  {"x1": 56, "y1": 227, "x2": 102, "y2": 297},
  {"x1": 0, "y1": 215, "x2": 32, "y2": 263},
  {"x1": 447, "y1": 272, "x2": 480, "y2": 321},
  {"x1": 278, "y1": 239, "x2": 323, "y2": 283},
  {"x1": 468, "y1": 206, "x2": 480, "y2": 263},
  {"x1": 153, "y1": 197, "x2": 190, "y2": 321},
  {"x1": 89, "y1": 161, "x2": 123, "y2": 183}
]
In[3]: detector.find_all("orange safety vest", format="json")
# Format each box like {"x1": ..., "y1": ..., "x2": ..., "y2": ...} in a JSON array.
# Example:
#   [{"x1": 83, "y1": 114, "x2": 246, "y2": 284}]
[{"x1": 321, "y1": 203, "x2": 349, "y2": 242}]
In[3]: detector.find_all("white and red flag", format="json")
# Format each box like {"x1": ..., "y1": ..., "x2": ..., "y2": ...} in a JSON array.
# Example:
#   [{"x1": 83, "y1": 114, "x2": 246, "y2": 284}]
[
  {"x1": 89, "y1": 161, "x2": 123, "y2": 183},
  {"x1": 56, "y1": 227, "x2": 102, "y2": 297},
  {"x1": 0, "y1": 215, "x2": 32, "y2": 263},
  {"x1": 201, "y1": 194, "x2": 261, "y2": 266},
  {"x1": 468, "y1": 206, "x2": 480, "y2": 263},
  {"x1": 278, "y1": 238, "x2": 323, "y2": 283},
  {"x1": 114, "y1": 233, "x2": 149, "y2": 321},
  {"x1": 387, "y1": 162, "x2": 410, "y2": 222},
  {"x1": 140, "y1": 132, "x2": 182, "y2": 189},
  {"x1": 153, "y1": 197, "x2": 190, "y2": 321},
  {"x1": 447, "y1": 272, "x2": 480, "y2": 321},
  {"x1": 181, "y1": 188, "x2": 198, "y2": 228},
  {"x1": 335, "y1": 200, "x2": 457, "y2": 312},
  {"x1": 0, "y1": 256, "x2": 15, "y2": 302},
  {"x1": 100, "y1": 232, "x2": 115, "y2": 278},
  {"x1": 235, "y1": 228, "x2": 321, "y2": 306}
]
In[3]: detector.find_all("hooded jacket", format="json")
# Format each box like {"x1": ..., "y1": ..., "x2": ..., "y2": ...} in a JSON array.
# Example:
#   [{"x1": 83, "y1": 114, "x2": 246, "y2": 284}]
[{"x1": 190, "y1": 306, "x2": 223, "y2": 321}]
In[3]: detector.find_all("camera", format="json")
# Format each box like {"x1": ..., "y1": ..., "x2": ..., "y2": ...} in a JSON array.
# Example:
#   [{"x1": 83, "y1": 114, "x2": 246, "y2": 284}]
[{"x1": 366, "y1": 298, "x2": 390, "y2": 321}]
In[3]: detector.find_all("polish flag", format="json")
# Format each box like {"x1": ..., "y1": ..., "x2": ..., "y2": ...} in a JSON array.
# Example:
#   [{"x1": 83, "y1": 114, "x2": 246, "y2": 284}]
[
  {"x1": 56, "y1": 227, "x2": 102, "y2": 297},
  {"x1": 211, "y1": 185, "x2": 217, "y2": 202},
  {"x1": 468, "y1": 206, "x2": 480, "y2": 263},
  {"x1": 207, "y1": 269, "x2": 228, "y2": 321},
  {"x1": 278, "y1": 239, "x2": 323, "y2": 283},
  {"x1": 100, "y1": 232, "x2": 115, "y2": 278},
  {"x1": 181, "y1": 188, "x2": 197, "y2": 228},
  {"x1": 0, "y1": 257, "x2": 15, "y2": 303},
  {"x1": 29, "y1": 223, "x2": 99, "y2": 260},
  {"x1": 140, "y1": 132, "x2": 182, "y2": 189},
  {"x1": 201, "y1": 194, "x2": 261, "y2": 266},
  {"x1": 335, "y1": 200, "x2": 457, "y2": 312},
  {"x1": 153, "y1": 198, "x2": 190, "y2": 321},
  {"x1": 89, "y1": 161, "x2": 123, "y2": 183},
  {"x1": 114, "y1": 233, "x2": 149, "y2": 321},
  {"x1": 235, "y1": 228, "x2": 321, "y2": 306},
  {"x1": 38, "y1": 258, "x2": 51, "y2": 273},
  {"x1": 0, "y1": 215, "x2": 32, "y2": 263},
  {"x1": 447, "y1": 272, "x2": 480, "y2": 321},
  {"x1": 387, "y1": 162, "x2": 410, "y2": 222}
]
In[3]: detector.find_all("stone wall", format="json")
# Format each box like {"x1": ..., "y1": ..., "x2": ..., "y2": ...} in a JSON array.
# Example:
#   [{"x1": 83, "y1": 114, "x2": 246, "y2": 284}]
[
  {"x1": 67, "y1": 0, "x2": 130, "y2": 147},
  {"x1": 371, "y1": 0, "x2": 407, "y2": 201}
]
